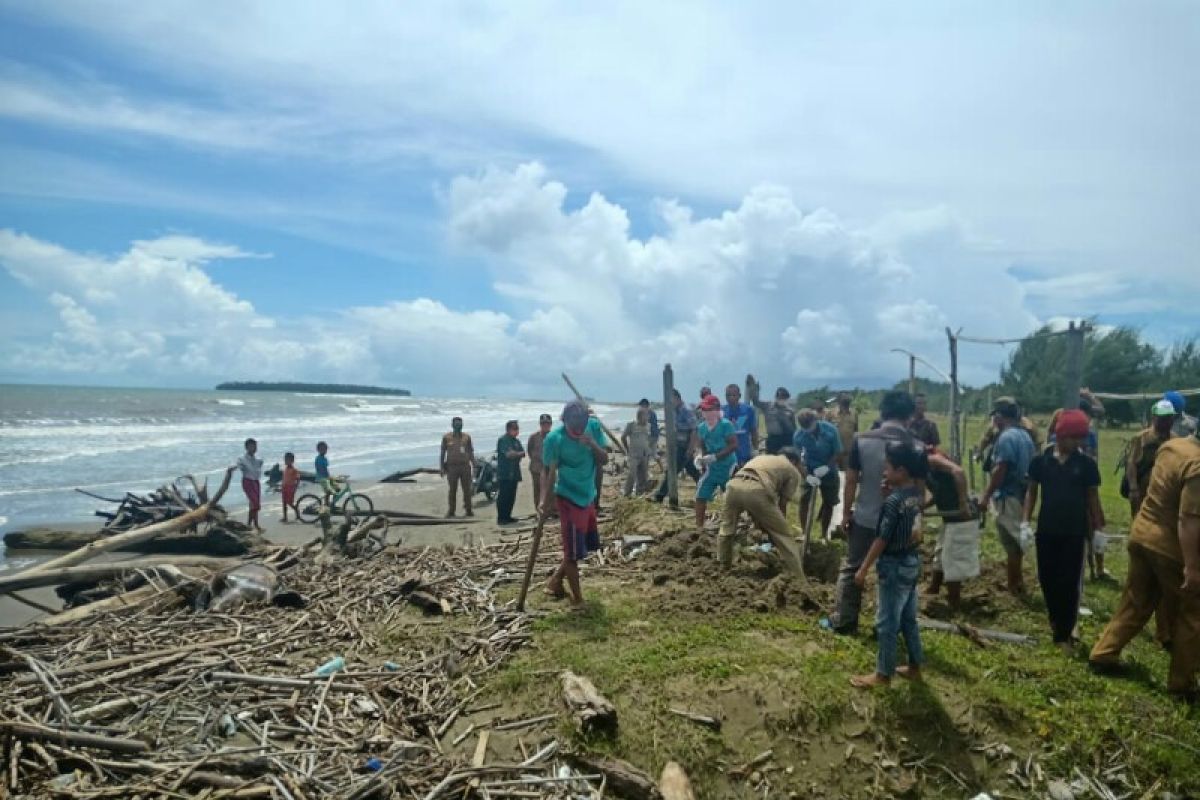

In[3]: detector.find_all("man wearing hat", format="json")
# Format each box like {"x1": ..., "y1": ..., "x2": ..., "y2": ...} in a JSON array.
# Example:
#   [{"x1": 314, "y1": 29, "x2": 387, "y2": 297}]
[
  {"x1": 540, "y1": 400, "x2": 609, "y2": 608},
  {"x1": 980, "y1": 397, "x2": 1036, "y2": 595},
  {"x1": 1090, "y1": 423, "x2": 1200, "y2": 702},
  {"x1": 829, "y1": 392, "x2": 859, "y2": 471},
  {"x1": 1165, "y1": 390, "x2": 1197, "y2": 439},
  {"x1": 764, "y1": 387, "x2": 797, "y2": 455},
  {"x1": 527, "y1": 413, "x2": 553, "y2": 510},
  {"x1": 1127, "y1": 400, "x2": 1180, "y2": 515}
]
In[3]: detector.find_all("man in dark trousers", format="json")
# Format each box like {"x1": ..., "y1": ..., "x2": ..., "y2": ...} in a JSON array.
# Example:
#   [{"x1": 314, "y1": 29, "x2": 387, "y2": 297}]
[
  {"x1": 495, "y1": 420, "x2": 525, "y2": 525},
  {"x1": 655, "y1": 389, "x2": 701, "y2": 501},
  {"x1": 440, "y1": 416, "x2": 476, "y2": 518},
  {"x1": 832, "y1": 390, "x2": 917, "y2": 635}
]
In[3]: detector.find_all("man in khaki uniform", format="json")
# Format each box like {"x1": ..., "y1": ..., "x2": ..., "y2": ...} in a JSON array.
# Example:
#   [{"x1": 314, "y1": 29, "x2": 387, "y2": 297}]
[
  {"x1": 1090, "y1": 431, "x2": 1200, "y2": 701},
  {"x1": 1126, "y1": 400, "x2": 1178, "y2": 514},
  {"x1": 718, "y1": 448, "x2": 805, "y2": 575},
  {"x1": 527, "y1": 413, "x2": 552, "y2": 508},
  {"x1": 440, "y1": 417, "x2": 475, "y2": 518},
  {"x1": 828, "y1": 392, "x2": 858, "y2": 470}
]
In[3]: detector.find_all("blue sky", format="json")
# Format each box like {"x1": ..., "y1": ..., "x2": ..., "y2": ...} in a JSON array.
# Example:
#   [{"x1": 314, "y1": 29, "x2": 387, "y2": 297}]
[{"x1": 0, "y1": 2, "x2": 1197, "y2": 398}]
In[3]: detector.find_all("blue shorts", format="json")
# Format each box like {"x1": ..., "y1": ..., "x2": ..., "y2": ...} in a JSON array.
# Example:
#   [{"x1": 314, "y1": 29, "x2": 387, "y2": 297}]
[{"x1": 697, "y1": 464, "x2": 732, "y2": 501}]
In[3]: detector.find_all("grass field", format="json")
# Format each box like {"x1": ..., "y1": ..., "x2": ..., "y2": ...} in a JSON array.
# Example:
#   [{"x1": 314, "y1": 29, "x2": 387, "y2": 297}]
[{"x1": 476, "y1": 415, "x2": 1198, "y2": 798}]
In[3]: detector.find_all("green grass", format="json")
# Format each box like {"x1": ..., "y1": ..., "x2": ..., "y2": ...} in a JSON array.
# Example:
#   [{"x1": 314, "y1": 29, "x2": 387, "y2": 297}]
[{"x1": 479, "y1": 416, "x2": 1200, "y2": 798}]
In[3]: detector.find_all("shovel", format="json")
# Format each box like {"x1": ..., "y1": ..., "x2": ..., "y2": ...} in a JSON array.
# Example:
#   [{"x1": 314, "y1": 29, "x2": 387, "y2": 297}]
[{"x1": 800, "y1": 471, "x2": 823, "y2": 568}]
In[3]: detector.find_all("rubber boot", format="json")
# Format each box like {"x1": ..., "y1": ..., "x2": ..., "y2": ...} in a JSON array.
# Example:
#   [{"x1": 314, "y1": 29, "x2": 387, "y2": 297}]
[
  {"x1": 926, "y1": 569, "x2": 944, "y2": 596},
  {"x1": 946, "y1": 581, "x2": 962, "y2": 611}
]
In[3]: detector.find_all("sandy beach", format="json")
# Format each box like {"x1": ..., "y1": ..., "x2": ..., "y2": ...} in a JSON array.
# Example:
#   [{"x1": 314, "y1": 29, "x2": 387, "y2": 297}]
[{"x1": 0, "y1": 468, "x2": 549, "y2": 627}]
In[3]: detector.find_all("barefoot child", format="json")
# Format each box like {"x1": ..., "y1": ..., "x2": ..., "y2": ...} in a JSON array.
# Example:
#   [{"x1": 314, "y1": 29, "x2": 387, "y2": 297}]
[
  {"x1": 851, "y1": 441, "x2": 927, "y2": 688},
  {"x1": 237, "y1": 438, "x2": 265, "y2": 533},
  {"x1": 280, "y1": 452, "x2": 299, "y2": 523}
]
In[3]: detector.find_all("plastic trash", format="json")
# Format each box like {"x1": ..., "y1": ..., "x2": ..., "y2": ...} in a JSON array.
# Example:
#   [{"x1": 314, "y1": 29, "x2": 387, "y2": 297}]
[
  {"x1": 628, "y1": 544, "x2": 649, "y2": 559},
  {"x1": 818, "y1": 617, "x2": 834, "y2": 631},
  {"x1": 754, "y1": 543, "x2": 774, "y2": 553},
  {"x1": 1018, "y1": 521, "x2": 1035, "y2": 553},
  {"x1": 364, "y1": 758, "x2": 383, "y2": 772},
  {"x1": 1092, "y1": 529, "x2": 1108, "y2": 553},
  {"x1": 1078, "y1": 607, "x2": 1093, "y2": 617},
  {"x1": 382, "y1": 661, "x2": 401, "y2": 672},
  {"x1": 313, "y1": 656, "x2": 345, "y2": 676},
  {"x1": 218, "y1": 713, "x2": 237, "y2": 737}
]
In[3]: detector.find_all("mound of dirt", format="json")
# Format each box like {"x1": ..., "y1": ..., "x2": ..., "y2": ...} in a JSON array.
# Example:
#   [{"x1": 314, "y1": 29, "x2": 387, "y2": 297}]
[{"x1": 637, "y1": 529, "x2": 836, "y2": 619}]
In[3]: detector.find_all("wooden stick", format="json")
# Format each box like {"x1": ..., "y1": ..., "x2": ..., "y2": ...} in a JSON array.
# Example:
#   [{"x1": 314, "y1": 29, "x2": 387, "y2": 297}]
[
  {"x1": 2, "y1": 591, "x2": 58, "y2": 615},
  {"x1": 515, "y1": 513, "x2": 548, "y2": 612},
  {"x1": 209, "y1": 672, "x2": 361, "y2": 693},
  {"x1": 0, "y1": 721, "x2": 148, "y2": 755},
  {"x1": 0, "y1": 557, "x2": 234, "y2": 594}
]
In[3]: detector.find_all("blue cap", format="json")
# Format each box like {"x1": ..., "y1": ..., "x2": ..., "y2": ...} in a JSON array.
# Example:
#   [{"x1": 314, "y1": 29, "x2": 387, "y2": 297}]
[{"x1": 1164, "y1": 390, "x2": 1185, "y2": 414}]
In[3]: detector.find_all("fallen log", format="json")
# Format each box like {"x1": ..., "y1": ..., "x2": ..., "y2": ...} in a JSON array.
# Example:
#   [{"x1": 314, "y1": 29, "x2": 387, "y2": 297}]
[
  {"x1": 0, "y1": 721, "x2": 149, "y2": 755},
  {"x1": 3, "y1": 525, "x2": 262, "y2": 556},
  {"x1": 667, "y1": 708, "x2": 721, "y2": 732},
  {"x1": 660, "y1": 762, "x2": 696, "y2": 800},
  {"x1": 380, "y1": 467, "x2": 442, "y2": 484},
  {"x1": 561, "y1": 671, "x2": 617, "y2": 736},
  {"x1": 565, "y1": 754, "x2": 660, "y2": 800},
  {"x1": 0, "y1": 556, "x2": 236, "y2": 594},
  {"x1": 918, "y1": 617, "x2": 1034, "y2": 645}
]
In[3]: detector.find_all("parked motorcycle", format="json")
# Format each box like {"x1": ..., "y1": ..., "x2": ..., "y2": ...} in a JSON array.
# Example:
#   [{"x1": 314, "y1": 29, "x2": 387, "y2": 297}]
[{"x1": 473, "y1": 454, "x2": 498, "y2": 501}]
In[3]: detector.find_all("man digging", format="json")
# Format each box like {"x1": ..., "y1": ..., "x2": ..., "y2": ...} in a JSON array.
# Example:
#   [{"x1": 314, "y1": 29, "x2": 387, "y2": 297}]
[{"x1": 717, "y1": 447, "x2": 806, "y2": 575}]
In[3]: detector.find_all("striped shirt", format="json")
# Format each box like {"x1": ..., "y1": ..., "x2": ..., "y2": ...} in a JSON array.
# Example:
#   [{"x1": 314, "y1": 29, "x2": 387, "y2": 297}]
[{"x1": 876, "y1": 485, "x2": 922, "y2": 555}]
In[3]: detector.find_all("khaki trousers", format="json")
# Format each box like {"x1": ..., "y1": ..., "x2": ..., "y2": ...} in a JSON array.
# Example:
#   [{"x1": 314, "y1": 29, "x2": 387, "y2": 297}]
[
  {"x1": 530, "y1": 468, "x2": 542, "y2": 509},
  {"x1": 445, "y1": 463, "x2": 473, "y2": 514},
  {"x1": 718, "y1": 478, "x2": 803, "y2": 575},
  {"x1": 1090, "y1": 542, "x2": 1200, "y2": 693}
]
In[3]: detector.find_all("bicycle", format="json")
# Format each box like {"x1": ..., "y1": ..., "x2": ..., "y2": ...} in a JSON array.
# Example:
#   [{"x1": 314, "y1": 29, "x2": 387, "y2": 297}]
[{"x1": 295, "y1": 476, "x2": 374, "y2": 523}]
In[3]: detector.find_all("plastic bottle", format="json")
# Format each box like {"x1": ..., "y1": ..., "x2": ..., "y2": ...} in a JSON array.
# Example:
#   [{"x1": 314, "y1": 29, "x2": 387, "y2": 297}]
[{"x1": 313, "y1": 656, "x2": 345, "y2": 676}]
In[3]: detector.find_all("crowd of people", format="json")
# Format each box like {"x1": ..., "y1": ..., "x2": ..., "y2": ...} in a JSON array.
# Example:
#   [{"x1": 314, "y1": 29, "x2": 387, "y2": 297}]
[{"x1": 231, "y1": 381, "x2": 1198, "y2": 700}]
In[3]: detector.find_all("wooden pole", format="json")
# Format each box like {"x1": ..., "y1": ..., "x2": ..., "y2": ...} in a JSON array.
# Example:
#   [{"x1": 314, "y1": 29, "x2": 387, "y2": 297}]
[
  {"x1": 946, "y1": 327, "x2": 961, "y2": 463},
  {"x1": 561, "y1": 373, "x2": 626, "y2": 454},
  {"x1": 908, "y1": 355, "x2": 916, "y2": 397},
  {"x1": 662, "y1": 365, "x2": 679, "y2": 509},
  {"x1": 515, "y1": 513, "x2": 548, "y2": 612},
  {"x1": 1061, "y1": 320, "x2": 1086, "y2": 412}
]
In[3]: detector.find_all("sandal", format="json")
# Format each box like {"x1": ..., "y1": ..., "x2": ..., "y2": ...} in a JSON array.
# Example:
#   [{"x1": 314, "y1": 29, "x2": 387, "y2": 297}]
[{"x1": 850, "y1": 673, "x2": 890, "y2": 689}]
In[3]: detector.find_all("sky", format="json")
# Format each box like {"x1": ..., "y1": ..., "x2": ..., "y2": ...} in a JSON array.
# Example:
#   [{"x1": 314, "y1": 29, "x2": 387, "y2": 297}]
[{"x1": 0, "y1": 1, "x2": 1197, "y2": 399}]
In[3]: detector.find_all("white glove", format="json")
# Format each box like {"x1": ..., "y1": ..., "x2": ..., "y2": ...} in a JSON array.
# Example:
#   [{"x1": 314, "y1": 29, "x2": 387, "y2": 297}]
[
  {"x1": 702, "y1": 454, "x2": 717, "y2": 466},
  {"x1": 805, "y1": 474, "x2": 822, "y2": 487},
  {"x1": 1018, "y1": 521, "x2": 1035, "y2": 553},
  {"x1": 1092, "y1": 529, "x2": 1108, "y2": 554},
  {"x1": 813, "y1": 465, "x2": 830, "y2": 479}
]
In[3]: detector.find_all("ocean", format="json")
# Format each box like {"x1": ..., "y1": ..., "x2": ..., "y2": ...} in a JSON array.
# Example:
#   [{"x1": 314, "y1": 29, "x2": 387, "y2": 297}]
[{"x1": 0, "y1": 384, "x2": 622, "y2": 562}]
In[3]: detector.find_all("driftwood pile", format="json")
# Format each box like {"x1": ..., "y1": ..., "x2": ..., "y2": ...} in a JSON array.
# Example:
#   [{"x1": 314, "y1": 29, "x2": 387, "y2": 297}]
[{"x1": 0, "y1": 508, "x2": 653, "y2": 798}]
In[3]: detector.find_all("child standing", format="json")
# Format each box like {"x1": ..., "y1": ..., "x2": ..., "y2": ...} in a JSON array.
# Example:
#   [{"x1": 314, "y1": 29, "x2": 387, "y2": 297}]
[
  {"x1": 1023, "y1": 408, "x2": 1104, "y2": 653},
  {"x1": 280, "y1": 452, "x2": 299, "y2": 523},
  {"x1": 851, "y1": 441, "x2": 927, "y2": 688},
  {"x1": 315, "y1": 441, "x2": 336, "y2": 497},
  {"x1": 237, "y1": 438, "x2": 265, "y2": 533}
]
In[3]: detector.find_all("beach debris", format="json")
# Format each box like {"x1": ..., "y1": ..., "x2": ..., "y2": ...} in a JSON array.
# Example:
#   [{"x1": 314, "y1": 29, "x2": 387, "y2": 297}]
[
  {"x1": 668, "y1": 707, "x2": 722, "y2": 732},
  {"x1": 918, "y1": 617, "x2": 1035, "y2": 645},
  {"x1": 194, "y1": 562, "x2": 306, "y2": 612},
  {"x1": 379, "y1": 466, "x2": 443, "y2": 483},
  {"x1": 0, "y1": 535, "x2": 620, "y2": 798},
  {"x1": 561, "y1": 670, "x2": 619, "y2": 735},
  {"x1": 564, "y1": 754, "x2": 661, "y2": 800}
]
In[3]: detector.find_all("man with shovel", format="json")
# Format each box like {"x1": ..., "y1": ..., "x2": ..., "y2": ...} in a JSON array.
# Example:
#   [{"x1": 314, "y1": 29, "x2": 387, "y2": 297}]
[{"x1": 793, "y1": 409, "x2": 842, "y2": 540}]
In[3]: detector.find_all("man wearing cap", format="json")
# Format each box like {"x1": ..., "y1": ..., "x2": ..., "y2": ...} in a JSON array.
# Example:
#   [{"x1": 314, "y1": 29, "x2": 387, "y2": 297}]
[
  {"x1": 695, "y1": 394, "x2": 739, "y2": 533},
  {"x1": 440, "y1": 417, "x2": 476, "y2": 518},
  {"x1": 718, "y1": 448, "x2": 806, "y2": 575},
  {"x1": 980, "y1": 397, "x2": 1036, "y2": 595},
  {"x1": 764, "y1": 387, "x2": 797, "y2": 455},
  {"x1": 1165, "y1": 391, "x2": 1198, "y2": 439},
  {"x1": 541, "y1": 400, "x2": 609, "y2": 608},
  {"x1": 1128, "y1": 400, "x2": 1180, "y2": 515},
  {"x1": 832, "y1": 390, "x2": 917, "y2": 635},
  {"x1": 527, "y1": 414, "x2": 553, "y2": 510},
  {"x1": 829, "y1": 392, "x2": 858, "y2": 471},
  {"x1": 655, "y1": 389, "x2": 701, "y2": 501},
  {"x1": 495, "y1": 420, "x2": 525, "y2": 525},
  {"x1": 1090, "y1": 425, "x2": 1200, "y2": 702},
  {"x1": 793, "y1": 408, "x2": 842, "y2": 538}
]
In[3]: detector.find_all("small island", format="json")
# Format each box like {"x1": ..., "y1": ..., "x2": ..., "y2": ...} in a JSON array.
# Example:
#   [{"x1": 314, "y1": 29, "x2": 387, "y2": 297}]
[{"x1": 216, "y1": 381, "x2": 411, "y2": 396}]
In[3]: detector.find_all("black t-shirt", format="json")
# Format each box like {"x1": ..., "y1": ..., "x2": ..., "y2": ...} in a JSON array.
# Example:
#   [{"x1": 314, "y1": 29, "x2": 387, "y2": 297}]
[{"x1": 1028, "y1": 447, "x2": 1100, "y2": 537}]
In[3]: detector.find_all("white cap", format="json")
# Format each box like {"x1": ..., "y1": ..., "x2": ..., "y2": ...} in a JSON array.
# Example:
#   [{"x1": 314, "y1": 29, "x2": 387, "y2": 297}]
[{"x1": 1152, "y1": 399, "x2": 1177, "y2": 417}]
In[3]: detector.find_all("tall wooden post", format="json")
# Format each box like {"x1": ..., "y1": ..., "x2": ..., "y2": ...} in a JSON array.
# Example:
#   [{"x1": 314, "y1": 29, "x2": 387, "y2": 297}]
[
  {"x1": 908, "y1": 355, "x2": 916, "y2": 397},
  {"x1": 946, "y1": 327, "x2": 961, "y2": 463},
  {"x1": 1061, "y1": 320, "x2": 1086, "y2": 412},
  {"x1": 663, "y1": 364, "x2": 679, "y2": 509}
]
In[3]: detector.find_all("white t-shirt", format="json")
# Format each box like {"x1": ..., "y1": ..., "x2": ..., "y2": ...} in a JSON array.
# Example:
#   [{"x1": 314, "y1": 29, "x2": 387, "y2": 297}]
[{"x1": 237, "y1": 452, "x2": 263, "y2": 481}]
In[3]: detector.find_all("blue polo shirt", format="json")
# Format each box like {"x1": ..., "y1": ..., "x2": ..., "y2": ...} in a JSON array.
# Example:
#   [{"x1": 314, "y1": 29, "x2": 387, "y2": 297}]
[
  {"x1": 792, "y1": 420, "x2": 842, "y2": 471},
  {"x1": 723, "y1": 402, "x2": 757, "y2": 463}
]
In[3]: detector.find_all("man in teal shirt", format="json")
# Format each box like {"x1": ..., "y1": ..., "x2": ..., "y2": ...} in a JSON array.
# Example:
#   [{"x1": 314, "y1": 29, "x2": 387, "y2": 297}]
[{"x1": 540, "y1": 400, "x2": 608, "y2": 608}]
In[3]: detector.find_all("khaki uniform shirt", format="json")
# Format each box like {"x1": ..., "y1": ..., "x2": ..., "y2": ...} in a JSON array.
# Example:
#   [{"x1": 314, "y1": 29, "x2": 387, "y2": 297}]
[
  {"x1": 622, "y1": 422, "x2": 653, "y2": 460},
  {"x1": 1130, "y1": 437, "x2": 1200, "y2": 564},
  {"x1": 1127, "y1": 427, "x2": 1172, "y2": 494},
  {"x1": 441, "y1": 432, "x2": 474, "y2": 467},
  {"x1": 828, "y1": 407, "x2": 858, "y2": 454},
  {"x1": 527, "y1": 431, "x2": 547, "y2": 473},
  {"x1": 736, "y1": 454, "x2": 801, "y2": 505}
]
